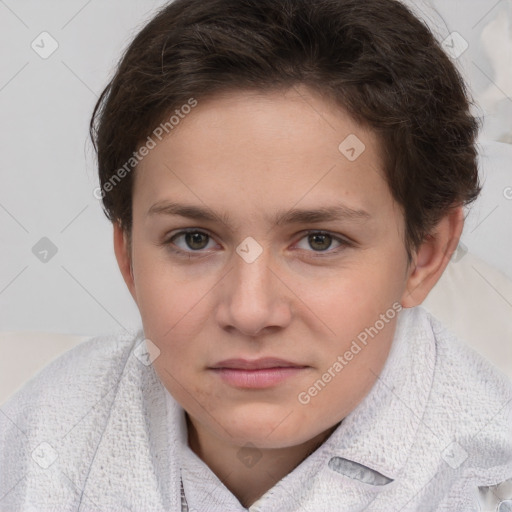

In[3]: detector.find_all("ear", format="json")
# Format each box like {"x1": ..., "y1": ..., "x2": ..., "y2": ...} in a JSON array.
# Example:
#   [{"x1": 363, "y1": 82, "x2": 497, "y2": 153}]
[
  {"x1": 401, "y1": 206, "x2": 464, "y2": 308},
  {"x1": 113, "y1": 221, "x2": 138, "y2": 304}
]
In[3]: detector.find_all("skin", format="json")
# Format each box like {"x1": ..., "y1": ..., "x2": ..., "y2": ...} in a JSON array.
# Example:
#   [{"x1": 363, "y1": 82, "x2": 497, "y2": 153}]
[{"x1": 113, "y1": 85, "x2": 463, "y2": 507}]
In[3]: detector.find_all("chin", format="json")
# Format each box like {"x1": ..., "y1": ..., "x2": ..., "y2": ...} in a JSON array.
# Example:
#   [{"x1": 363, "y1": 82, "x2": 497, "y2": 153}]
[{"x1": 212, "y1": 403, "x2": 325, "y2": 448}]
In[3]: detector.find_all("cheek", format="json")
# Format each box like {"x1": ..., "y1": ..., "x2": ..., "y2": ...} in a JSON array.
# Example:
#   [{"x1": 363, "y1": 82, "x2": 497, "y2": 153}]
[
  {"x1": 298, "y1": 261, "x2": 404, "y2": 343},
  {"x1": 289, "y1": 256, "x2": 402, "y2": 406},
  {"x1": 296, "y1": 314, "x2": 397, "y2": 427},
  {"x1": 131, "y1": 244, "x2": 213, "y2": 335}
]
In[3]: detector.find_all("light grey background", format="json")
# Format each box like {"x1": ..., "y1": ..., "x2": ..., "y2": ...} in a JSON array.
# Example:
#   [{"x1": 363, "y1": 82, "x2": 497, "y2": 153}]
[{"x1": 1, "y1": 0, "x2": 511, "y2": 336}]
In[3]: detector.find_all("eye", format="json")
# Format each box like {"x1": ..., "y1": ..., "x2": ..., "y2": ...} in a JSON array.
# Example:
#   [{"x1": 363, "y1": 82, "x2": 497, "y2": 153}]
[
  {"x1": 294, "y1": 231, "x2": 352, "y2": 255},
  {"x1": 162, "y1": 229, "x2": 353, "y2": 259},
  {"x1": 166, "y1": 229, "x2": 218, "y2": 255}
]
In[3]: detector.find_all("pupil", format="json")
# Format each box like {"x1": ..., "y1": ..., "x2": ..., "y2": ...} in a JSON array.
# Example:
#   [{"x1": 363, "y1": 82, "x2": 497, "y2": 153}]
[
  {"x1": 186, "y1": 232, "x2": 208, "y2": 250},
  {"x1": 309, "y1": 233, "x2": 331, "y2": 251}
]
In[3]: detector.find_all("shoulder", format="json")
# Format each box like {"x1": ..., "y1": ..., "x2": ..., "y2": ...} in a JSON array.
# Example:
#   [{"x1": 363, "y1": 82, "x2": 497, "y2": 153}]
[
  {"x1": 0, "y1": 328, "x2": 142, "y2": 448},
  {"x1": 415, "y1": 306, "x2": 512, "y2": 477},
  {"x1": 0, "y1": 328, "x2": 150, "y2": 509},
  {"x1": 423, "y1": 305, "x2": 512, "y2": 418}
]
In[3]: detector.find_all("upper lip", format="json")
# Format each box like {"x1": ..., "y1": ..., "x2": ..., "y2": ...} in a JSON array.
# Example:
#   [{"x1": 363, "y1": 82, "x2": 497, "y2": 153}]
[{"x1": 210, "y1": 358, "x2": 307, "y2": 370}]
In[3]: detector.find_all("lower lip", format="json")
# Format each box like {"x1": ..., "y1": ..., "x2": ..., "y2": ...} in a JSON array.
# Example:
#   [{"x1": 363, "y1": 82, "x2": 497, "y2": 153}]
[{"x1": 210, "y1": 367, "x2": 307, "y2": 389}]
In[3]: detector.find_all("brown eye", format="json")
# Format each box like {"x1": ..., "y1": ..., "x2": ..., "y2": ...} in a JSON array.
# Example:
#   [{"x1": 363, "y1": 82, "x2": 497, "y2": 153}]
[
  {"x1": 184, "y1": 232, "x2": 209, "y2": 250},
  {"x1": 308, "y1": 233, "x2": 333, "y2": 251},
  {"x1": 294, "y1": 231, "x2": 352, "y2": 256},
  {"x1": 168, "y1": 230, "x2": 216, "y2": 253}
]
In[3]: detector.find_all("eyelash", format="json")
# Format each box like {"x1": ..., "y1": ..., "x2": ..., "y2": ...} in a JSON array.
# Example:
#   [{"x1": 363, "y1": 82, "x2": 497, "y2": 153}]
[{"x1": 161, "y1": 228, "x2": 354, "y2": 259}]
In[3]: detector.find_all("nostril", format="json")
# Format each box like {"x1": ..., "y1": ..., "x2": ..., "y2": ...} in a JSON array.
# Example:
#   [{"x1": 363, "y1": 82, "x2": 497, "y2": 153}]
[{"x1": 327, "y1": 457, "x2": 393, "y2": 486}]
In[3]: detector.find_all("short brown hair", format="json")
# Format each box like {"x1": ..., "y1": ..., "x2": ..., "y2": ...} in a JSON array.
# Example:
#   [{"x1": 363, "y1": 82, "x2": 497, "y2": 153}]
[{"x1": 89, "y1": 0, "x2": 481, "y2": 261}]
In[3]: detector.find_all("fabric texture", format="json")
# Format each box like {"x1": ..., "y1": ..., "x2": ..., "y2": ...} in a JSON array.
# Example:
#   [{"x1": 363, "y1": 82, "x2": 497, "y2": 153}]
[{"x1": 0, "y1": 306, "x2": 511, "y2": 511}]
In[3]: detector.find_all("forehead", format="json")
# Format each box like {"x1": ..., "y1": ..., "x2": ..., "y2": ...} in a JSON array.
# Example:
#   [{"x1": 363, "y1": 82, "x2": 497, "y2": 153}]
[{"x1": 133, "y1": 87, "x2": 392, "y2": 224}]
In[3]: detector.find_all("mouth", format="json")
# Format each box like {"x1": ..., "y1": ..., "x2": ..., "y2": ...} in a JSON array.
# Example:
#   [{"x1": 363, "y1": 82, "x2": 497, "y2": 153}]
[{"x1": 209, "y1": 358, "x2": 309, "y2": 389}]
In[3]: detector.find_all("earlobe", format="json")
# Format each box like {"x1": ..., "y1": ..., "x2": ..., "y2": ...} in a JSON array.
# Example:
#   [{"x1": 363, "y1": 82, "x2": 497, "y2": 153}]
[
  {"x1": 401, "y1": 206, "x2": 464, "y2": 308},
  {"x1": 113, "y1": 222, "x2": 137, "y2": 303}
]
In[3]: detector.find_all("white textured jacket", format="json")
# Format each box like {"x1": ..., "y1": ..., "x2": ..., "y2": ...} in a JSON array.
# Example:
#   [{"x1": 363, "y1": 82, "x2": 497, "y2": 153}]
[{"x1": 1, "y1": 306, "x2": 511, "y2": 511}]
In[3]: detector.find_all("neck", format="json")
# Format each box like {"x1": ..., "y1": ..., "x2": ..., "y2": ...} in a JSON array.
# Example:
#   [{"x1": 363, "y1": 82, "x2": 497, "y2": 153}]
[{"x1": 185, "y1": 414, "x2": 339, "y2": 508}]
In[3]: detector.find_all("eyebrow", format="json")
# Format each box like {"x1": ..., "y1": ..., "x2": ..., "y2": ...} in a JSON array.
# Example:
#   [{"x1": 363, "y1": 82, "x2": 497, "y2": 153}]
[{"x1": 147, "y1": 201, "x2": 371, "y2": 228}]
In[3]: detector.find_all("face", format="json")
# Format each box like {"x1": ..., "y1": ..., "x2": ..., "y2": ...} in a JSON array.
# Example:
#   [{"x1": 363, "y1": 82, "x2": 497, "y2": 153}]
[{"x1": 118, "y1": 86, "x2": 413, "y2": 450}]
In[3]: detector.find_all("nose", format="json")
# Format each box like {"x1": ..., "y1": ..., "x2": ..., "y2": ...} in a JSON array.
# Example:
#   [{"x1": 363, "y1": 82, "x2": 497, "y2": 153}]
[{"x1": 215, "y1": 244, "x2": 292, "y2": 337}]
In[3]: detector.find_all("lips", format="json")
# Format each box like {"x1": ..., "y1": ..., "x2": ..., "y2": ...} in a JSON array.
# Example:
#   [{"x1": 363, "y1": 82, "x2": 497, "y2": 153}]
[
  {"x1": 209, "y1": 358, "x2": 309, "y2": 388},
  {"x1": 210, "y1": 357, "x2": 305, "y2": 370}
]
